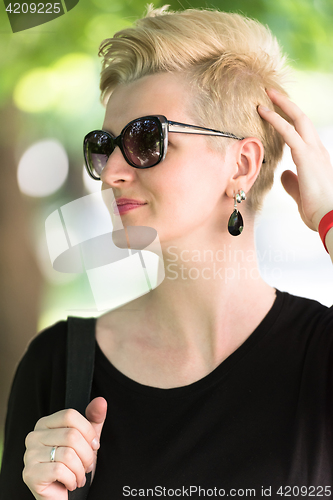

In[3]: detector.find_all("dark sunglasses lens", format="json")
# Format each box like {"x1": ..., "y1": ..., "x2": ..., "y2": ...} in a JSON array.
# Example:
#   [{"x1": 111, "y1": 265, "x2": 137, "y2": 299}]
[
  {"x1": 84, "y1": 131, "x2": 114, "y2": 178},
  {"x1": 122, "y1": 118, "x2": 161, "y2": 167}
]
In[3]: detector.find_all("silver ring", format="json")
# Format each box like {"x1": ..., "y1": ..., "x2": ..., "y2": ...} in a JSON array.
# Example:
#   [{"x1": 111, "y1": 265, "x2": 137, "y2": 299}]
[{"x1": 50, "y1": 446, "x2": 57, "y2": 462}]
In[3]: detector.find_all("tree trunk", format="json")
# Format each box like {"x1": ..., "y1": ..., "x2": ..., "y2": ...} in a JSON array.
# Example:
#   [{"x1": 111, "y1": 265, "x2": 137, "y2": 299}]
[{"x1": 0, "y1": 103, "x2": 42, "y2": 447}]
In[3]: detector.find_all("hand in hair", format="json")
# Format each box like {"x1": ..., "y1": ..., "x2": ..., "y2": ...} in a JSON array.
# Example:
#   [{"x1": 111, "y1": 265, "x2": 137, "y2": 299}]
[{"x1": 258, "y1": 88, "x2": 333, "y2": 232}]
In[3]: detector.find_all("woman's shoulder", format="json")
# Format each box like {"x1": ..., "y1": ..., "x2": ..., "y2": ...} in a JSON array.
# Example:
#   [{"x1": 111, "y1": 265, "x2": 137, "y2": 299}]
[
  {"x1": 278, "y1": 289, "x2": 332, "y2": 314},
  {"x1": 276, "y1": 289, "x2": 333, "y2": 335},
  {"x1": 28, "y1": 316, "x2": 96, "y2": 357},
  {"x1": 31, "y1": 317, "x2": 67, "y2": 343},
  {"x1": 6, "y1": 320, "x2": 69, "y2": 391}
]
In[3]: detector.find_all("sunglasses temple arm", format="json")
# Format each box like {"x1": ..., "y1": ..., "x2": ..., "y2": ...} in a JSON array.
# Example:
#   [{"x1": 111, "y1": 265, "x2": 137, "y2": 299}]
[
  {"x1": 168, "y1": 121, "x2": 244, "y2": 141},
  {"x1": 167, "y1": 121, "x2": 267, "y2": 161}
]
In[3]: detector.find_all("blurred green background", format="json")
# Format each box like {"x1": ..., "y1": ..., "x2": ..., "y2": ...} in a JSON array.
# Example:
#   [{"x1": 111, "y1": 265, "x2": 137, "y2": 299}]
[{"x1": 0, "y1": 0, "x2": 333, "y2": 461}]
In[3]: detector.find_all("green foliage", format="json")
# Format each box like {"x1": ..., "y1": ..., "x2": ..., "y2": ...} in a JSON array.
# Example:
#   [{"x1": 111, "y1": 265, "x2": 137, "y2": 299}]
[
  {"x1": 167, "y1": 0, "x2": 333, "y2": 70},
  {"x1": 0, "y1": 0, "x2": 163, "y2": 104},
  {"x1": 1, "y1": 0, "x2": 332, "y2": 109},
  {"x1": 0, "y1": 0, "x2": 331, "y2": 158},
  {"x1": 0, "y1": 0, "x2": 333, "y2": 104}
]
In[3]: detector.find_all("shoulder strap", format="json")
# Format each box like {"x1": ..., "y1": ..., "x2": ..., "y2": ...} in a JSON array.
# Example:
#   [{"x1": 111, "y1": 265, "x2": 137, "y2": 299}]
[{"x1": 66, "y1": 316, "x2": 96, "y2": 500}]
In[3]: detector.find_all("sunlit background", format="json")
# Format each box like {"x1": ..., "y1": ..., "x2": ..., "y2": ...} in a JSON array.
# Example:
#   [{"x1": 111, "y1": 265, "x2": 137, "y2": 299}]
[{"x1": 0, "y1": 0, "x2": 333, "y2": 458}]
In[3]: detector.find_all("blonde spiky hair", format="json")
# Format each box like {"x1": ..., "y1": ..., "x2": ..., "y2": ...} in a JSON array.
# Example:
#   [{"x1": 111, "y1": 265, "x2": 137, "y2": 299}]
[{"x1": 99, "y1": 5, "x2": 290, "y2": 210}]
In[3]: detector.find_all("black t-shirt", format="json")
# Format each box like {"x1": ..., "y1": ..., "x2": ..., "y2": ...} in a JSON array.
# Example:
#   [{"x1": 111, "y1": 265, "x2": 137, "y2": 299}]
[{"x1": 1, "y1": 289, "x2": 333, "y2": 499}]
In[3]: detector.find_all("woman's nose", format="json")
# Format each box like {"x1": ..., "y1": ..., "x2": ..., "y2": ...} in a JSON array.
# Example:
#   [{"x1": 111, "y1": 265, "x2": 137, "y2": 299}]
[{"x1": 100, "y1": 146, "x2": 135, "y2": 184}]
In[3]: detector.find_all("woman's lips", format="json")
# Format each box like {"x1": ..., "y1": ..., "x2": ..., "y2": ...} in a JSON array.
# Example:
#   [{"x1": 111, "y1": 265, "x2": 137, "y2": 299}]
[{"x1": 113, "y1": 203, "x2": 147, "y2": 215}]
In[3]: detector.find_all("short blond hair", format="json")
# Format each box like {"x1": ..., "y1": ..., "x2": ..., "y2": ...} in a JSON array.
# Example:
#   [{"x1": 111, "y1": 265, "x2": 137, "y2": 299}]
[{"x1": 99, "y1": 5, "x2": 290, "y2": 210}]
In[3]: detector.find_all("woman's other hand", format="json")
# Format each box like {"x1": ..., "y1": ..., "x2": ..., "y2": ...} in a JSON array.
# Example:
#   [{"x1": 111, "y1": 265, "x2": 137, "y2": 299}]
[
  {"x1": 22, "y1": 397, "x2": 107, "y2": 500},
  {"x1": 258, "y1": 89, "x2": 333, "y2": 231}
]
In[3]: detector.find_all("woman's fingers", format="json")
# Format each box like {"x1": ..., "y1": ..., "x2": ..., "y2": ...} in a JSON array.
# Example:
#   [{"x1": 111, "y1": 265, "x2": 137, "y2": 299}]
[
  {"x1": 23, "y1": 461, "x2": 78, "y2": 494},
  {"x1": 35, "y1": 408, "x2": 100, "y2": 450},
  {"x1": 280, "y1": 170, "x2": 313, "y2": 227},
  {"x1": 25, "y1": 412, "x2": 97, "y2": 489},
  {"x1": 258, "y1": 103, "x2": 304, "y2": 151},
  {"x1": 258, "y1": 89, "x2": 333, "y2": 230},
  {"x1": 264, "y1": 89, "x2": 321, "y2": 145},
  {"x1": 33, "y1": 427, "x2": 96, "y2": 469},
  {"x1": 85, "y1": 396, "x2": 108, "y2": 458},
  {"x1": 22, "y1": 404, "x2": 106, "y2": 499},
  {"x1": 280, "y1": 170, "x2": 300, "y2": 204},
  {"x1": 24, "y1": 440, "x2": 91, "y2": 489}
]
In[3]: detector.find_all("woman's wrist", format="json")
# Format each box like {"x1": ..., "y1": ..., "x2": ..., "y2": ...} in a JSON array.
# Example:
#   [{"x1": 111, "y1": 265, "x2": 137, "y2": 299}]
[
  {"x1": 325, "y1": 227, "x2": 333, "y2": 258},
  {"x1": 318, "y1": 210, "x2": 333, "y2": 253}
]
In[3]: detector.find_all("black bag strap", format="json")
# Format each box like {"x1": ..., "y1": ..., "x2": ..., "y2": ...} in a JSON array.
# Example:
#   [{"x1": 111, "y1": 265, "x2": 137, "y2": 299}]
[{"x1": 66, "y1": 316, "x2": 96, "y2": 500}]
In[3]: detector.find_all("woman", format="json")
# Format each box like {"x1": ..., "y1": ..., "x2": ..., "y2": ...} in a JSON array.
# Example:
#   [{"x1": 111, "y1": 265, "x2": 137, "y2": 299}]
[{"x1": 1, "y1": 6, "x2": 333, "y2": 500}]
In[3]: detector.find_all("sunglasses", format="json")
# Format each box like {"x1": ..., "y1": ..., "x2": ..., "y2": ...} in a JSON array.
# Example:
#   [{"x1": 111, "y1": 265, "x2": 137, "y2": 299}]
[{"x1": 83, "y1": 115, "x2": 245, "y2": 180}]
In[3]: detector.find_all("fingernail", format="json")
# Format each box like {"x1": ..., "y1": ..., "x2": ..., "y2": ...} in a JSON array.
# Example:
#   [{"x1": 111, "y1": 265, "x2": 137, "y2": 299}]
[
  {"x1": 91, "y1": 437, "x2": 100, "y2": 450},
  {"x1": 87, "y1": 463, "x2": 94, "y2": 473},
  {"x1": 259, "y1": 105, "x2": 270, "y2": 112},
  {"x1": 81, "y1": 476, "x2": 86, "y2": 488}
]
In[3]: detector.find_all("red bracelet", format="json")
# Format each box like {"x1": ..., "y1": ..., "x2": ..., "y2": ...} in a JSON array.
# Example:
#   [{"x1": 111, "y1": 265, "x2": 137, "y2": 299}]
[{"x1": 318, "y1": 210, "x2": 333, "y2": 253}]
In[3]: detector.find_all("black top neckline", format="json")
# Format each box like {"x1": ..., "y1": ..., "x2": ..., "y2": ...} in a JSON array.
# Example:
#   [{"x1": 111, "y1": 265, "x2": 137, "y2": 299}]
[{"x1": 94, "y1": 288, "x2": 286, "y2": 398}]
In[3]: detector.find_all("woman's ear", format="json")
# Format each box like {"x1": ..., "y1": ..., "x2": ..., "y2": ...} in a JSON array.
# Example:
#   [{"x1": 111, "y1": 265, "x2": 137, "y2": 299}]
[{"x1": 225, "y1": 137, "x2": 264, "y2": 198}]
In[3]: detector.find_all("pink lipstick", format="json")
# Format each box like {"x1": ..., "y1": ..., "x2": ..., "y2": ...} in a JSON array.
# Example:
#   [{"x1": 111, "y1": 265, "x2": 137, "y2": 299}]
[{"x1": 113, "y1": 198, "x2": 147, "y2": 215}]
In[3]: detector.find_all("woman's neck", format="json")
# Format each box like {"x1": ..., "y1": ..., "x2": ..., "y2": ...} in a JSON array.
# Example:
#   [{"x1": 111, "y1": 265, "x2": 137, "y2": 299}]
[
  {"x1": 139, "y1": 258, "x2": 275, "y2": 370},
  {"x1": 98, "y1": 220, "x2": 277, "y2": 384}
]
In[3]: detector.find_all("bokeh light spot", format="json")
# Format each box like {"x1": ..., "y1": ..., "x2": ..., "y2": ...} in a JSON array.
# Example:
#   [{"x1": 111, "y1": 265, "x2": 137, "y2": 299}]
[
  {"x1": 17, "y1": 139, "x2": 68, "y2": 197},
  {"x1": 85, "y1": 14, "x2": 132, "y2": 46},
  {"x1": 13, "y1": 53, "x2": 98, "y2": 116},
  {"x1": 13, "y1": 68, "x2": 57, "y2": 112}
]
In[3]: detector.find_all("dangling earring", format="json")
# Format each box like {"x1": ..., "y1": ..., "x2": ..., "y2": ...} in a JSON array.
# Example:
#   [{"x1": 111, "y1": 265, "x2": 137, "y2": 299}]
[{"x1": 228, "y1": 189, "x2": 246, "y2": 236}]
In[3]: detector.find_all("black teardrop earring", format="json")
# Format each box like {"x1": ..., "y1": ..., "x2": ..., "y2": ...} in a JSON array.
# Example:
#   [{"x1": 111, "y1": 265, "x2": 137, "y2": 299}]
[{"x1": 228, "y1": 190, "x2": 246, "y2": 236}]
